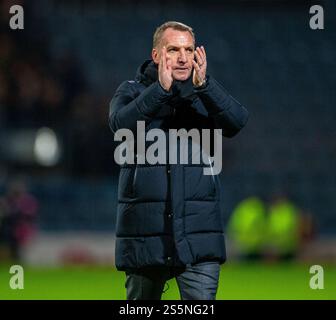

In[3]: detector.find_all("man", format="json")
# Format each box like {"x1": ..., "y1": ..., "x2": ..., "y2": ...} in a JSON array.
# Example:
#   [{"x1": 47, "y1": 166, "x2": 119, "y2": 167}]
[{"x1": 109, "y1": 21, "x2": 249, "y2": 300}]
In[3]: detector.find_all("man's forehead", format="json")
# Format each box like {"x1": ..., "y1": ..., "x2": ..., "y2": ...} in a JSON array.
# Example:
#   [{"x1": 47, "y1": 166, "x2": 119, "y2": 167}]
[{"x1": 161, "y1": 28, "x2": 194, "y2": 47}]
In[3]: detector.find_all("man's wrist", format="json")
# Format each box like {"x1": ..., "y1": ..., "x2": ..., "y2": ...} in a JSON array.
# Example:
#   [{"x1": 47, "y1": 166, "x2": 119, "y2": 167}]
[
  {"x1": 158, "y1": 80, "x2": 172, "y2": 94},
  {"x1": 194, "y1": 76, "x2": 208, "y2": 89}
]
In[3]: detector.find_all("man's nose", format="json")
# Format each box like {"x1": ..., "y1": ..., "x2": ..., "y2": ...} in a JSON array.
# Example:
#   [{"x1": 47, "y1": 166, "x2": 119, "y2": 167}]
[{"x1": 178, "y1": 49, "x2": 187, "y2": 63}]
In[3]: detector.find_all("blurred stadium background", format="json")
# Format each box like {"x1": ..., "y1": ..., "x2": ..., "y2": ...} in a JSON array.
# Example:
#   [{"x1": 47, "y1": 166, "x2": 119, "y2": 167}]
[{"x1": 0, "y1": 0, "x2": 335, "y2": 299}]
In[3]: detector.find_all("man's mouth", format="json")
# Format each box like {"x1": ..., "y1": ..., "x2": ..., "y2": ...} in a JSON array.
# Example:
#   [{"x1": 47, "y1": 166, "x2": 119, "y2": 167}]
[{"x1": 175, "y1": 67, "x2": 188, "y2": 71}]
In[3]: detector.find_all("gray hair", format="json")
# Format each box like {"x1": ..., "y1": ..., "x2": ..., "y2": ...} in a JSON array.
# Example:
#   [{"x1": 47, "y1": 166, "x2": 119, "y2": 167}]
[{"x1": 153, "y1": 21, "x2": 195, "y2": 48}]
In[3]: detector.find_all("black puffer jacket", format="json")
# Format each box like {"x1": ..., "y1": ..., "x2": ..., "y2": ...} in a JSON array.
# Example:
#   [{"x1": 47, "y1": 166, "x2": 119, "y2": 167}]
[{"x1": 109, "y1": 60, "x2": 248, "y2": 270}]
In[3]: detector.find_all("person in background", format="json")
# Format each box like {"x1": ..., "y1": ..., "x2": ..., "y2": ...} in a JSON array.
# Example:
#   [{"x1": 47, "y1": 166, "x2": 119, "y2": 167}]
[
  {"x1": 0, "y1": 179, "x2": 38, "y2": 262},
  {"x1": 267, "y1": 194, "x2": 301, "y2": 260},
  {"x1": 227, "y1": 196, "x2": 267, "y2": 260}
]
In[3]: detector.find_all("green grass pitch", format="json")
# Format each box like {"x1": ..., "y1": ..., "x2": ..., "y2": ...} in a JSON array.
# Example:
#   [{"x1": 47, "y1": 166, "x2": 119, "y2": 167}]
[{"x1": 1, "y1": 262, "x2": 335, "y2": 300}]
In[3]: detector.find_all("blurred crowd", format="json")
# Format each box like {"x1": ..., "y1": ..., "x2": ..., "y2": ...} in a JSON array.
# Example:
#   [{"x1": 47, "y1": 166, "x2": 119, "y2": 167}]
[
  {"x1": 0, "y1": 1, "x2": 115, "y2": 176},
  {"x1": 227, "y1": 193, "x2": 316, "y2": 261},
  {"x1": 0, "y1": 178, "x2": 38, "y2": 262}
]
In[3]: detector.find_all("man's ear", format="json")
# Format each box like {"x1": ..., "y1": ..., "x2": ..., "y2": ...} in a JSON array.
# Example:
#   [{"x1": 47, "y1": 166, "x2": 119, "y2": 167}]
[{"x1": 152, "y1": 48, "x2": 160, "y2": 64}]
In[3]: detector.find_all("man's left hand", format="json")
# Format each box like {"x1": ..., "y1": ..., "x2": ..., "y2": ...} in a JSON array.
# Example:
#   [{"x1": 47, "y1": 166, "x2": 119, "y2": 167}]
[{"x1": 192, "y1": 46, "x2": 207, "y2": 87}]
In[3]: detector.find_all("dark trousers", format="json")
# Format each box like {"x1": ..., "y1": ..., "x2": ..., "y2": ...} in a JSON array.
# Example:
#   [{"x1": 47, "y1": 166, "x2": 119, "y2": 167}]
[{"x1": 125, "y1": 261, "x2": 220, "y2": 300}]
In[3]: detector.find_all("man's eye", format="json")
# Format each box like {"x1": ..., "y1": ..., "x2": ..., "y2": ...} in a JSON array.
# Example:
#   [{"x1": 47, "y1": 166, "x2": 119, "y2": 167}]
[
  {"x1": 187, "y1": 49, "x2": 194, "y2": 53},
  {"x1": 168, "y1": 49, "x2": 176, "y2": 52}
]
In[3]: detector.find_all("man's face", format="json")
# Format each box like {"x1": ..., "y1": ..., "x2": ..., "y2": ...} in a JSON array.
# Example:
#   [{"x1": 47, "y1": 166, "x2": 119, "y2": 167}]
[{"x1": 152, "y1": 28, "x2": 195, "y2": 81}]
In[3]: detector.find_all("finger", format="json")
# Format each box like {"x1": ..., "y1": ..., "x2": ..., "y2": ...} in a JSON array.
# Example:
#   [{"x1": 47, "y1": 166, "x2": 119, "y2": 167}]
[
  {"x1": 192, "y1": 59, "x2": 200, "y2": 72},
  {"x1": 195, "y1": 46, "x2": 205, "y2": 66},
  {"x1": 200, "y1": 46, "x2": 206, "y2": 59},
  {"x1": 159, "y1": 49, "x2": 164, "y2": 71},
  {"x1": 195, "y1": 49, "x2": 203, "y2": 66},
  {"x1": 197, "y1": 47, "x2": 205, "y2": 65},
  {"x1": 198, "y1": 47, "x2": 205, "y2": 64},
  {"x1": 201, "y1": 46, "x2": 207, "y2": 66},
  {"x1": 161, "y1": 46, "x2": 167, "y2": 70},
  {"x1": 166, "y1": 58, "x2": 172, "y2": 71},
  {"x1": 165, "y1": 49, "x2": 172, "y2": 71}
]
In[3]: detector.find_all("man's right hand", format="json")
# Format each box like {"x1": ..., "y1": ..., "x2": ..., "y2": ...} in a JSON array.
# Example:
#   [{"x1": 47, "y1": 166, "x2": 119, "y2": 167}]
[{"x1": 158, "y1": 46, "x2": 173, "y2": 92}]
